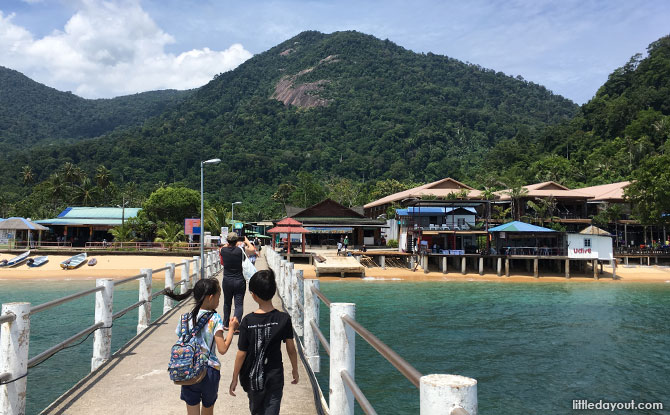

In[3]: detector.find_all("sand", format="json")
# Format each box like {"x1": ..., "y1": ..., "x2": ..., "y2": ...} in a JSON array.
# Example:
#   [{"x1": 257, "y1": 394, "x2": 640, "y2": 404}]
[
  {"x1": 2, "y1": 252, "x2": 669, "y2": 284},
  {"x1": 0, "y1": 253, "x2": 194, "y2": 281}
]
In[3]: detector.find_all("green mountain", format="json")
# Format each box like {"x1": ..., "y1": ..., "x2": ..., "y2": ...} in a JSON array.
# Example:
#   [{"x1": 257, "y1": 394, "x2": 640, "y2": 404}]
[
  {"x1": 1, "y1": 30, "x2": 578, "y2": 209},
  {"x1": 0, "y1": 65, "x2": 192, "y2": 153}
]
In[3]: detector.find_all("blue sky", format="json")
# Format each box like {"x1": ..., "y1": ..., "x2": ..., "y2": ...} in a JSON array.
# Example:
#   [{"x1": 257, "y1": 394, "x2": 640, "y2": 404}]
[{"x1": 0, "y1": 0, "x2": 668, "y2": 103}]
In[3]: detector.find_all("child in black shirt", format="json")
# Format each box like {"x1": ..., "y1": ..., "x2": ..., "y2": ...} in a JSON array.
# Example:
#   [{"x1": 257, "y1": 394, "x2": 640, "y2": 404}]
[{"x1": 229, "y1": 269, "x2": 299, "y2": 415}]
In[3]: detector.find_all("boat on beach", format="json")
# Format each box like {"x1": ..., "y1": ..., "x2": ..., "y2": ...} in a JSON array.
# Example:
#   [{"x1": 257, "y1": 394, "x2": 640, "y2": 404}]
[
  {"x1": 27, "y1": 256, "x2": 49, "y2": 267},
  {"x1": 60, "y1": 253, "x2": 87, "y2": 269},
  {"x1": 0, "y1": 251, "x2": 31, "y2": 267}
]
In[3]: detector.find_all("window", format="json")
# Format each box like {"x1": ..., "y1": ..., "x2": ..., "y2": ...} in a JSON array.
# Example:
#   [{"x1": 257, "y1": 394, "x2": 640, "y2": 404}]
[
  {"x1": 457, "y1": 218, "x2": 466, "y2": 227},
  {"x1": 584, "y1": 238, "x2": 591, "y2": 247}
]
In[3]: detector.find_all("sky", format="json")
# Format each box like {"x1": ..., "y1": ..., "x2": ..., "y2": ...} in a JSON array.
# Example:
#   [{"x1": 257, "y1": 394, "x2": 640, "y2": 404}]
[{"x1": 0, "y1": 0, "x2": 668, "y2": 104}]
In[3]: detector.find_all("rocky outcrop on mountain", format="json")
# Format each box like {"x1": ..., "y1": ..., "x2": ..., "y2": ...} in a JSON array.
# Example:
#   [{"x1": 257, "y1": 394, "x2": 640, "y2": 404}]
[{"x1": 271, "y1": 55, "x2": 339, "y2": 108}]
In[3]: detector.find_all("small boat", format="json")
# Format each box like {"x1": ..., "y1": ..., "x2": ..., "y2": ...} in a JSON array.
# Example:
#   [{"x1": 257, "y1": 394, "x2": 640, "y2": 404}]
[
  {"x1": 27, "y1": 256, "x2": 49, "y2": 267},
  {"x1": 88, "y1": 258, "x2": 97, "y2": 266},
  {"x1": 0, "y1": 251, "x2": 31, "y2": 267},
  {"x1": 60, "y1": 253, "x2": 87, "y2": 269}
]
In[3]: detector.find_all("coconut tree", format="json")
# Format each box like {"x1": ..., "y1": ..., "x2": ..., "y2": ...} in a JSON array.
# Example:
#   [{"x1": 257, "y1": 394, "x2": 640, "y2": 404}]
[
  {"x1": 109, "y1": 225, "x2": 135, "y2": 242},
  {"x1": 95, "y1": 165, "x2": 111, "y2": 189},
  {"x1": 504, "y1": 184, "x2": 529, "y2": 221},
  {"x1": 21, "y1": 165, "x2": 35, "y2": 185},
  {"x1": 75, "y1": 177, "x2": 97, "y2": 205},
  {"x1": 154, "y1": 222, "x2": 185, "y2": 250},
  {"x1": 204, "y1": 205, "x2": 229, "y2": 234}
]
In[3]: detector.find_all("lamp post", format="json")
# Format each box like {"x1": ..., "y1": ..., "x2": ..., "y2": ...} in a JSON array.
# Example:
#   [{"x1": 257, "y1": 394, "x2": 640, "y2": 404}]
[
  {"x1": 201, "y1": 158, "x2": 222, "y2": 280},
  {"x1": 116, "y1": 196, "x2": 129, "y2": 227},
  {"x1": 231, "y1": 201, "x2": 242, "y2": 232}
]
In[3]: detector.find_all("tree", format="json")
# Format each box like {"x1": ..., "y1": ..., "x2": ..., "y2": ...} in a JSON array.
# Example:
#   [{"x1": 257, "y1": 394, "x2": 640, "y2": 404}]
[
  {"x1": 95, "y1": 165, "x2": 111, "y2": 189},
  {"x1": 326, "y1": 178, "x2": 363, "y2": 207},
  {"x1": 291, "y1": 172, "x2": 326, "y2": 208},
  {"x1": 75, "y1": 177, "x2": 97, "y2": 205},
  {"x1": 154, "y1": 222, "x2": 185, "y2": 250},
  {"x1": 21, "y1": 165, "x2": 34, "y2": 185},
  {"x1": 109, "y1": 224, "x2": 135, "y2": 242},
  {"x1": 271, "y1": 183, "x2": 296, "y2": 210},
  {"x1": 142, "y1": 186, "x2": 200, "y2": 223},
  {"x1": 503, "y1": 183, "x2": 529, "y2": 221},
  {"x1": 204, "y1": 205, "x2": 229, "y2": 234},
  {"x1": 625, "y1": 152, "x2": 670, "y2": 226}
]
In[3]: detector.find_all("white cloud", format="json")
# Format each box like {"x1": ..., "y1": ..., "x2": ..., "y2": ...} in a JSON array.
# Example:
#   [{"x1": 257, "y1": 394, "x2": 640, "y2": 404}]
[{"x1": 0, "y1": 0, "x2": 252, "y2": 98}]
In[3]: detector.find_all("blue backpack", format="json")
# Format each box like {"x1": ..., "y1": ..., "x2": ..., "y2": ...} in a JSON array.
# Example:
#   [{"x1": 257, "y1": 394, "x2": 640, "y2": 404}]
[{"x1": 168, "y1": 311, "x2": 215, "y2": 385}]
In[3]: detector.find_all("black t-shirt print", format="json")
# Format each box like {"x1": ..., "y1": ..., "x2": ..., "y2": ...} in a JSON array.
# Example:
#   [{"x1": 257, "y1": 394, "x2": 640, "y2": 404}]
[{"x1": 238, "y1": 309, "x2": 294, "y2": 391}]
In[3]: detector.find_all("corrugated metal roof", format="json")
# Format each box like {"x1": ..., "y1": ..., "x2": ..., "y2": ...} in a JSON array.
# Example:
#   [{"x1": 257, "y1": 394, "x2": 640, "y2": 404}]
[
  {"x1": 35, "y1": 218, "x2": 128, "y2": 226},
  {"x1": 55, "y1": 207, "x2": 141, "y2": 219},
  {"x1": 489, "y1": 221, "x2": 555, "y2": 232}
]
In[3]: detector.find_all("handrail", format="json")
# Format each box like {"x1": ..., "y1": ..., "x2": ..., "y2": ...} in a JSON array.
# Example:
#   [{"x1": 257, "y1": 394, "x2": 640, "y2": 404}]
[
  {"x1": 341, "y1": 369, "x2": 377, "y2": 415},
  {"x1": 114, "y1": 272, "x2": 146, "y2": 286},
  {"x1": 311, "y1": 286, "x2": 332, "y2": 307},
  {"x1": 342, "y1": 314, "x2": 422, "y2": 388},
  {"x1": 0, "y1": 313, "x2": 15, "y2": 324},
  {"x1": 30, "y1": 285, "x2": 105, "y2": 315},
  {"x1": 28, "y1": 322, "x2": 104, "y2": 368},
  {"x1": 311, "y1": 320, "x2": 330, "y2": 355},
  {"x1": 112, "y1": 300, "x2": 146, "y2": 320}
]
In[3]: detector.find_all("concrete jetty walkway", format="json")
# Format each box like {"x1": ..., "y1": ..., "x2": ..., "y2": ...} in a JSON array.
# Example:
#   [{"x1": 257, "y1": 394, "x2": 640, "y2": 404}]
[{"x1": 42, "y1": 254, "x2": 318, "y2": 415}]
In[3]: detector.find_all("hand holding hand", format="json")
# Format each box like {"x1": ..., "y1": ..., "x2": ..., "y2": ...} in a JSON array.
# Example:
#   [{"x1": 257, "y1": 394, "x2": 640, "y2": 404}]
[{"x1": 229, "y1": 316, "x2": 239, "y2": 331}]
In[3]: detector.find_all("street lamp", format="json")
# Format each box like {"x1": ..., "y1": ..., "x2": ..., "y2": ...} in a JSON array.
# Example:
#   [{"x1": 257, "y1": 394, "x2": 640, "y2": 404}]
[
  {"x1": 231, "y1": 201, "x2": 242, "y2": 232},
  {"x1": 201, "y1": 158, "x2": 221, "y2": 280}
]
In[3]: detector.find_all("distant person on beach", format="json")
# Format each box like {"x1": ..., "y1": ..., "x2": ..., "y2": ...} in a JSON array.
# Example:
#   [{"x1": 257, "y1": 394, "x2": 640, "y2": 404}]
[
  {"x1": 229, "y1": 270, "x2": 299, "y2": 414},
  {"x1": 164, "y1": 278, "x2": 239, "y2": 415},
  {"x1": 220, "y1": 233, "x2": 256, "y2": 332}
]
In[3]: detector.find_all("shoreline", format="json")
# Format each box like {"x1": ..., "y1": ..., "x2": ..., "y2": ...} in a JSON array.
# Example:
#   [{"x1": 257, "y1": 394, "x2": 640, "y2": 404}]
[
  {"x1": 2, "y1": 253, "x2": 670, "y2": 284},
  {"x1": 0, "y1": 254, "x2": 193, "y2": 281}
]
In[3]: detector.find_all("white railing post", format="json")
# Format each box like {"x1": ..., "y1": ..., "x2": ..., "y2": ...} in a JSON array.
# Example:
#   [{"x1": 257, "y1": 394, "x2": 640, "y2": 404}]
[
  {"x1": 182, "y1": 260, "x2": 191, "y2": 293},
  {"x1": 164, "y1": 263, "x2": 175, "y2": 313},
  {"x1": 292, "y1": 269, "x2": 304, "y2": 337},
  {"x1": 279, "y1": 260, "x2": 287, "y2": 301},
  {"x1": 304, "y1": 279, "x2": 320, "y2": 372},
  {"x1": 0, "y1": 302, "x2": 30, "y2": 415},
  {"x1": 91, "y1": 279, "x2": 114, "y2": 372},
  {"x1": 285, "y1": 262, "x2": 294, "y2": 314},
  {"x1": 193, "y1": 256, "x2": 201, "y2": 285},
  {"x1": 420, "y1": 374, "x2": 477, "y2": 415},
  {"x1": 330, "y1": 303, "x2": 355, "y2": 415},
  {"x1": 137, "y1": 268, "x2": 152, "y2": 334}
]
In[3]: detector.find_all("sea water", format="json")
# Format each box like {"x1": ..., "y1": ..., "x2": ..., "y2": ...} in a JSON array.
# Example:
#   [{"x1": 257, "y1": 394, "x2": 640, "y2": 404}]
[
  {"x1": 1, "y1": 280, "x2": 668, "y2": 414},
  {"x1": 0, "y1": 279, "x2": 165, "y2": 414},
  {"x1": 316, "y1": 281, "x2": 670, "y2": 415}
]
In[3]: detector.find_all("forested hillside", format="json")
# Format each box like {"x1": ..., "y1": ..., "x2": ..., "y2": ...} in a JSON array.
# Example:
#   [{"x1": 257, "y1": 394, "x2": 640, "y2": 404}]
[
  {"x1": 1, "y1": 30, "x2": 581, "y2": 221},
  {"x1": 0, "y1": 66, "x2": 191, "y2": 153}
]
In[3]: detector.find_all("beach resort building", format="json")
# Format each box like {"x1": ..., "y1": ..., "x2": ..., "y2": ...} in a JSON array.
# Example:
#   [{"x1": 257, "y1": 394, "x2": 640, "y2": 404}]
[
  {"x1": 283, "y1": 199, "x2": 386, "y2": 247},
  {"x1": 36, "y1": 207, "x2": 141, "y2": 246}
]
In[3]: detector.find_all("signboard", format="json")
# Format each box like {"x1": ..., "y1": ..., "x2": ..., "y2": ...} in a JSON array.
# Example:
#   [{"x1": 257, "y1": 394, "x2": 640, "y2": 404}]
[
  {"x1": 185, "y1": 218, "x2": 201, "y2": 236},
  {"x1": 221, "y1": 227, "x2": 228, "y2": 240},
  {"x1": 234, "y1": 221, "x2": 244, "y2": 230}
]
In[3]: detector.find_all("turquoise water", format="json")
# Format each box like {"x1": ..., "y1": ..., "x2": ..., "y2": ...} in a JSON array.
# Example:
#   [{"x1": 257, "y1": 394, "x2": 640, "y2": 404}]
[
  {"x1": 316, "y1": 281, "x2": 670, "y2": 415},
  {"x1": 2, "y1": 280, "x2": 669, "y2": 414},
  {"x1": 0, "y1": 280, "x2": 165, "y2": 414}
]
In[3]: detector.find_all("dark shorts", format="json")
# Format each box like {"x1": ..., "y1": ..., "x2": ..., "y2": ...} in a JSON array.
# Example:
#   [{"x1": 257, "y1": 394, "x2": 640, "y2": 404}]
[{"x1": 180, "y1": 366, "x2": 220, "y2": 407}]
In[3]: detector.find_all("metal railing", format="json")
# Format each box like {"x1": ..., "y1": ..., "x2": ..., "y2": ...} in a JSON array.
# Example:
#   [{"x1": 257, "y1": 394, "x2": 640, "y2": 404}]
[
  {"x1": 84, "y1": 241, "x2": 219, "y2": 251},
  {"x1": 0, "y1": 250, "x2": 223, "y2": 415},
  {"x1": 264, "y1": 248, "x2": 477, "y2": 415}
]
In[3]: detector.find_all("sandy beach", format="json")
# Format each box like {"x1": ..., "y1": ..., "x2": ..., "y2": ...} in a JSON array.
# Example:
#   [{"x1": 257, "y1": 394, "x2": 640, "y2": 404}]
[
  {"x1": 2, "y1": 251, "x2": 670, "y2": 283},
  {"x1": 295, "y1": 260, "x2": 670, "y2": 283},
  {"x1": 0, "y1": 253, "x2": 194, "y2": 280}
]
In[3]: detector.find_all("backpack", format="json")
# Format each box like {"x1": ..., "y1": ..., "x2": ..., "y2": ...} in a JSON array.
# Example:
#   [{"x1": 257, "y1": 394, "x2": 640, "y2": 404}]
[{"x1": 168, "y1": 311, "x2": 215, "y2": 385}]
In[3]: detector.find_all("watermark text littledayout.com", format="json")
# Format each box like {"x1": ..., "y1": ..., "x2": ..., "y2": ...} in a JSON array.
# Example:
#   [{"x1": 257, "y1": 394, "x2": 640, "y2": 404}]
[{"x1": 573, "y1": 399, "x2": 663, "y2": 411}]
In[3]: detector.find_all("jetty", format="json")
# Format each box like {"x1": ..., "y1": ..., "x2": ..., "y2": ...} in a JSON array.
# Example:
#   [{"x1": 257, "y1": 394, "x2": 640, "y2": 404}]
[
  {"x1": 39, "y1": 254, "x2": 316, "y2": 414},
  {"x1": 314, "y1": 251, "x2": 365, "y2": 278}
]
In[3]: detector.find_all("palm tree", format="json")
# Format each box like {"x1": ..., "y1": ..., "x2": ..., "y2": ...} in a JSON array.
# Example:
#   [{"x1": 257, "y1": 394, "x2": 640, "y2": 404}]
[
  {"x1": 109, "y1": 225, "x2": 135, "y2": 242},
  {"x1": 95, "y1": 165, "x2": 111, "y2": 189},
  {"x1": 21, "y1": 165, "x2": 35, "y2": 185},
  {"x1": 504, "y1": 184, "x2": 529, "y2": 221},
  {"x1": 62, "y1": 162, "x2": 83, "y2": 184},
  {"x1": 47, "y1": 172, "x2": 67, "y2": 207},
  {"x1": 204, "y1": 205, "x2": 229, "y2": 234},
  {"x1": 154, "y1": 222, "x2": 185, "y2": 250},
  {"x1": 75, "y1": 177, "x2": 97, "y2": 205}
]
